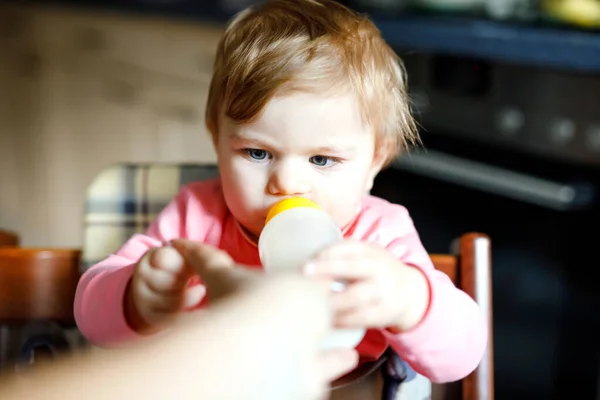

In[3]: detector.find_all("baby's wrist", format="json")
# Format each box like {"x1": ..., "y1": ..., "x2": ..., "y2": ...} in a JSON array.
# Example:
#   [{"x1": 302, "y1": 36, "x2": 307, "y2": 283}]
[
  {"x1": 389, "y1": 263, "x2": 430, "y2": 333},
  {"x1": 123, "y1": 279, "x2": 159, "y2": 335}
]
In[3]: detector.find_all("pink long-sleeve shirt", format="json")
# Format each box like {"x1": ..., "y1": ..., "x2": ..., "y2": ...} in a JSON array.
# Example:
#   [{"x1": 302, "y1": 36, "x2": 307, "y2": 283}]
[{"x1": 74, "y1": 178, "x2": 487, "y2": 383}]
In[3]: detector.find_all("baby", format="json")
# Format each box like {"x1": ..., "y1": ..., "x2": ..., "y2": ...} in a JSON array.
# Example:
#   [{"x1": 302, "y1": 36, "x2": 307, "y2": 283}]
[{"x1": 74, "y1": 0, "x2": 487, "y2": 386}]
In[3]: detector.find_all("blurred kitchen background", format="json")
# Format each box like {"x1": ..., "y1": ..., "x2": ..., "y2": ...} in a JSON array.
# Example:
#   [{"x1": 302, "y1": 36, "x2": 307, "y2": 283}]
[{"x1": 0, "y1": 0, "x2": 599, "y2": 398}]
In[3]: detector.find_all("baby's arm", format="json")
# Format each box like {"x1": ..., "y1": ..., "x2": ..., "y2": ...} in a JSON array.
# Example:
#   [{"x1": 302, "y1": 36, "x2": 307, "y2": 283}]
[
  {"x1": 74, "y1": 186, "x2": 202, "y2": 346},
  {"x1": 382, "y1": 216, "x2": 488, "y2": 383}
]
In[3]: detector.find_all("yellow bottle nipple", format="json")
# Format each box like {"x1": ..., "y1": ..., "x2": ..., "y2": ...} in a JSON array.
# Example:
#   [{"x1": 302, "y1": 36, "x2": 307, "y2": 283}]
[{"x1": 265, "y1": 198, "x2": 321, "y2": 224}]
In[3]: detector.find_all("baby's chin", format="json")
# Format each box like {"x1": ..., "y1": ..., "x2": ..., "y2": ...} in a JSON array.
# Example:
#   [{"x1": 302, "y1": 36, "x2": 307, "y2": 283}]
[{"x1": 236, "y1": 220, "x2": 263, "y2": 243}]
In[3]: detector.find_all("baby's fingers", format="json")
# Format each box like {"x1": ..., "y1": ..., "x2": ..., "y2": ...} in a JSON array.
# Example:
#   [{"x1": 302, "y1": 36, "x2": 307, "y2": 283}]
[
  {"x1": 334, "y1": 307, "x2": 384, "y2": 329},
  {"x1": 137, "y1": 247, "x2": 193, "y2": 293},
  {"x1": 139, "y1": 284, "x2": 203, "y2": 314},
  {"x1": 182, "y1": 285, "x2": 206, "y2": 309},
  {"x1": 150, "y1": 246, "x2": 191, "y2": 275},
  {"x1": 143, "y1": 267, "x2": 191, "y2": 294}
]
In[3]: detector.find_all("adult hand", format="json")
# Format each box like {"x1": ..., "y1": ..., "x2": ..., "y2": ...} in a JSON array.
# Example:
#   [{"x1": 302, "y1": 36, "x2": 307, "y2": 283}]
[{"x1": 172, "y1": 239, "x2": 360, "y2": 399}]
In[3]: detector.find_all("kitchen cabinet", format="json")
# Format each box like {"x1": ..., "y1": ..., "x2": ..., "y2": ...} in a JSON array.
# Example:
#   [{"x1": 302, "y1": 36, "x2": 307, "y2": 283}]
[{"x1": 0, "y1": 4, "x2": 222, "y2": 247}]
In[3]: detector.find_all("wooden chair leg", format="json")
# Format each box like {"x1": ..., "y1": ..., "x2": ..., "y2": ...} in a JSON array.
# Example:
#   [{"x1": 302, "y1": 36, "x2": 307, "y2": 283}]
[{"x1": 459, "y1": 233, "x2": 493, "y2": 400}]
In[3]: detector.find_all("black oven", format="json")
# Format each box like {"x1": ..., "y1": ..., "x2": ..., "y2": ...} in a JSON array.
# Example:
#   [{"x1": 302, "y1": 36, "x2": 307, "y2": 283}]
[{"x1": 371, "y1": 53, "x2": 600, "y2": 399}]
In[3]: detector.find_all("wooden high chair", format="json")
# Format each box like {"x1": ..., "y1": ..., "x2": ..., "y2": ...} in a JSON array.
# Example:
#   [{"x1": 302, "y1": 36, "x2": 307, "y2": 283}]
[
  {"x1": 81, "y1": 164, "x2": 494, "y2": 399},
  {"x1": 330, "y1": 233, "x2": 494, "y2": 400},
  {"x1": 0, "y1": 245, "x2": 81, "y2": 372},
  {"x1": 428, "y1": 232, "x2": 494, "y2": 400}
]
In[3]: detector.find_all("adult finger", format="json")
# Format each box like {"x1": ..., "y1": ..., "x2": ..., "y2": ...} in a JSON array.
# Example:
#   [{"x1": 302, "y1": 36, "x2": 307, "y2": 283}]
[
  {"x1": 218, "y1": 273, "x2": 334, "y2": 352},
  {"x1": 329, "y1": 281, "x2": 377, "y2": 314},
  {"x1": 170, "y1": 239, "x2": 234, "y2": 274},
  {"x1": 170, "y1": 239, "x2": 255, "y2": 301},
  {"x1": 318, "y1": 349, "x2": 359, "y2": 382},
  {"x1": 304, "y1": 258, "x2": 373, "y2": 280}
]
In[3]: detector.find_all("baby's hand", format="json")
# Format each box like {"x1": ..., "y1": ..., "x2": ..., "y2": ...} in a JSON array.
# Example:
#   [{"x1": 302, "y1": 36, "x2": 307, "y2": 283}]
[
  {"x1": 304, "y1": 240, "x2": 430, "y2": 332},
  {"x1": 125, "y1": 245, "x2": 207, "y2": 334}
]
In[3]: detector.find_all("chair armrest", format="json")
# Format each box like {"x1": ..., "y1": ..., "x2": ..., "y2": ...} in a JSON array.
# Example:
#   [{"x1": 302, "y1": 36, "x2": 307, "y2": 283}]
[{"x1": 0, "y1": 248, "x2": 81, "y2": 324}]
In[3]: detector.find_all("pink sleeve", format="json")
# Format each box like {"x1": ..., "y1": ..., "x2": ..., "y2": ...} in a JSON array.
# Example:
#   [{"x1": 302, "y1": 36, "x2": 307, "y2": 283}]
[
  {"x1": 382, "y1": 212, "x2": 488, "y2": 383},
  {"x1": 74, "y1": 185, "x2": 200, "y2": 347}
]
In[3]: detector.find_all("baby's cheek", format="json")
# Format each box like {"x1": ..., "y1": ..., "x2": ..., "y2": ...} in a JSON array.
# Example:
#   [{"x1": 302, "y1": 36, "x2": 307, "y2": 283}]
[{"x1": 331, "y1": 204, "x2": 361, "y2": 230}]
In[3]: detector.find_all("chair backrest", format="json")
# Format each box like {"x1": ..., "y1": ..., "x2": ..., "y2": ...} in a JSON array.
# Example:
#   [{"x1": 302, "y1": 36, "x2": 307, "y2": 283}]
[
  {"x1": 430, "y1": 233, "x2": 494, "y2": 400},
  {"x1": 0, "y1": 248, "x2": 81, "y2": 323},
  {"x1": 82, "y1": 164, "x2": 219, "y2": 271}
]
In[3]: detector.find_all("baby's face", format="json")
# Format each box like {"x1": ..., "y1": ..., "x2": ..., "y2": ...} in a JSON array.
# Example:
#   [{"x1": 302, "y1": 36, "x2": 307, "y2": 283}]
[{"x1": 215, "y1": 91, "x2": 383, "y2": 238}]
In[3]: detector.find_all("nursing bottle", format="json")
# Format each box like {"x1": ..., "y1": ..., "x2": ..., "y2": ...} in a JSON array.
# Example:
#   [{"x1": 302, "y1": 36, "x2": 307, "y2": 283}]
[{"x1": 258, "y1": 197, "x2": 365, "y2": 350}]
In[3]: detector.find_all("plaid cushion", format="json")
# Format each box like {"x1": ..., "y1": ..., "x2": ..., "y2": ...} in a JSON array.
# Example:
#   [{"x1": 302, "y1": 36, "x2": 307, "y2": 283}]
[{"x1": 82, "y1": 163, "x2": 218, "y2": 272}]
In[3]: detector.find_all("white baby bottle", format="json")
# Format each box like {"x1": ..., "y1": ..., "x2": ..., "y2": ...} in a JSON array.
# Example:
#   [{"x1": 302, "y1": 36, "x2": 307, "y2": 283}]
[{"x1": 258, "y1": 197, "x2": 365, "y2": 350}]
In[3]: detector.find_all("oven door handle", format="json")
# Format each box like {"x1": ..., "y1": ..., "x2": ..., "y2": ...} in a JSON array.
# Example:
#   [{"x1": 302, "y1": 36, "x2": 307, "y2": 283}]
[{"x1": 393, "y1": 149, "x2": 595, "y2": 211}]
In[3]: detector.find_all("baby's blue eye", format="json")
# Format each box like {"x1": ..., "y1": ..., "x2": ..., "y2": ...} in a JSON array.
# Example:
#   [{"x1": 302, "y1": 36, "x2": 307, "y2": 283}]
[
  {"x1": 247, "y1": 149, "x2": 268, "y2": 160},
  {"x1": 310, "y1": 155, "x2": 332, "y2": 167}
]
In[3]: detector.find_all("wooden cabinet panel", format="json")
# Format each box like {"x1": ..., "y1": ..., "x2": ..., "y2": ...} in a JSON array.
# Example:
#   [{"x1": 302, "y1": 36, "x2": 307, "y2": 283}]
[
  {"x1": 144, "y1": 77, "x2": 216, "y2": 163},
  {"x1": 32, "y1": 6, "x2": 222, "y2": 83},
  {"x1": 0, "y1": 4, "x2": 221, "y2": 247}
]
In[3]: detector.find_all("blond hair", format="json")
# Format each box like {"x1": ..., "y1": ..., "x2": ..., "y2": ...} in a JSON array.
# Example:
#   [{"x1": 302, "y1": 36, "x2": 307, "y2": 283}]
[{"x1": 206, "y1": 0, "x2": 419, "y2": 165}]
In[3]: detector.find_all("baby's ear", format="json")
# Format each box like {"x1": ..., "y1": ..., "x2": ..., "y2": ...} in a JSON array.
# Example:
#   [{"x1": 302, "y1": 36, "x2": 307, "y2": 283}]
[
  {"x1": 374, "y1": 141, "x2": 395, "y2": 170},
  {"x1": 206, "y1": 119, "x2": 216, "y2": 135},
  {"x1": 364, "y1": 144, "x2": 394, "y2": 191},
  {"x1": 365, "y1": 155, "x2": 384, "y2": 192}
]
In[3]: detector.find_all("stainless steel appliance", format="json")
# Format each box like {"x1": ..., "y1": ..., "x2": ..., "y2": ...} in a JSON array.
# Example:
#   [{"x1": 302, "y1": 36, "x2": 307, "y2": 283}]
[{"x1": 371, "y1": 52, "x2": 600, "y2": 399}]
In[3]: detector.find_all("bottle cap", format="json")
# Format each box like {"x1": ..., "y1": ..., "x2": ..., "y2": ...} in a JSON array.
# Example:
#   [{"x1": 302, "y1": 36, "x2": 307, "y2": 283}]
[{"x1": 265, "y1": 198, "x2": 320, "y2": 224}]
